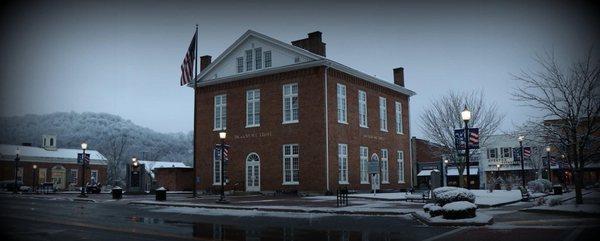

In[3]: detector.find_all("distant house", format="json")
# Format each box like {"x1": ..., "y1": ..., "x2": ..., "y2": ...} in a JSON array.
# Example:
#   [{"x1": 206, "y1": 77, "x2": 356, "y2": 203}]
[
  {"x1": 0, "y1": 135, "x2": 108, "y2": 190},
  {"x1": 130, "y1": 160, "x2": 190, "y2": 191}
]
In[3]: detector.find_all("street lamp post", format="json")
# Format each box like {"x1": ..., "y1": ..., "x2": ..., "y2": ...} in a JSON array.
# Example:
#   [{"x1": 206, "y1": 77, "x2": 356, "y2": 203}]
[
  {"x1": 33, "y1": 164, "x2": 38, "y2": 193},
  {"x1": 518, "y1": 136, "x2": 525, "y2": 188},
  {"x1": 14, "y1": 148, "x2": 20, "y2": 194},
  {"x1": 217, "y1": 132, "x2": 228, "y2": 203},
  {"x1": 546, "y1": 146, "x2": 552, "y2": 182},
  {"x1": 443, "y1": 159, "x2": 449, "y2": 186},
  {"x1": 461, "y1": 106, "x2": 472, "y2": 189},
  {"x1": 80, "y1": 142, "x2": 88, "y2": 197}
]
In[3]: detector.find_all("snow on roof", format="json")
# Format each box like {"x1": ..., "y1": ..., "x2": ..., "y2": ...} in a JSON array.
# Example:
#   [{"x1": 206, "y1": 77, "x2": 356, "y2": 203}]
[
  {"x1": 446, "y1": 167, "x2": 479, "y2": 176},
  {"x1": 137, "y1": 160, "x2": 190, "y2": 178},
  {"x1": 0, "y1": 144, "x2": 107, "y2": 165}
]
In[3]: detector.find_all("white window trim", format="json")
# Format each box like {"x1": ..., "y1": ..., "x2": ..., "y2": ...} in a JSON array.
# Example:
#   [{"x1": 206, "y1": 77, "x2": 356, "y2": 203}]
[
  {"x1": 282, "y1": 144, "x2": 300, "y2": 185},
  {"x1": 246, "y1": 89, "x2": 260, "y2": 128},
  {"x1": 397, "y1": 151, "x2": 405, "y2": 184},
  {"x1": 360, "y1": 146, "x2": 369, "y2": 184},
  {"x1": 338, "y1": 144, "x2": 349, "y2": 184},
  {"x1": 358, "y1": 90, "x2": 368, "y2": 128},
  {"x1": 395, "y1": 101, "x2": 403, "y2": 134},
  {"x1": 213, "y1": 148, "x2": 223, "y2": 185},
  {"x1": 337, "y1": 84, "x2": 348, "y2": 124},
  {"x1": 381, "y1": 149, "x2": 389, "y2": 184},
  {"x1": 213, "y1": 94, "x2": 227, "y2": 131},
  {"x1": 282, "y1": 83, "x2": 299, "y2": 124},
  {"x1": 379, "y1": 97, "x2": 388, "y2": 132}
]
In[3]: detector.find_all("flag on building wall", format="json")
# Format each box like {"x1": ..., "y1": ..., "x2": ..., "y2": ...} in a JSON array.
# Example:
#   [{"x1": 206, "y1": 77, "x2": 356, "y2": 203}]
[{"x1": 179, "y1": 30, "x2": 197, "y2": 86}]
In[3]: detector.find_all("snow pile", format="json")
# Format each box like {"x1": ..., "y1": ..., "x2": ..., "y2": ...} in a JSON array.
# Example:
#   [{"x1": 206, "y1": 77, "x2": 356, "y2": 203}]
[
  {"x1": 527, "y1": 179, "x2": 552, "y2": 193},
  {"x1": 433, "y1": 187, "x2": 475, "y2": 206},
  {"x1": 547, "y1": 196, "x2": 563, "y2": 206},
  {"x1": 471, "y1": 190, "x2": 522, "y2": 206},
  {"x1": 442, "y1": 201, "x2": 477, "y2": 219}
]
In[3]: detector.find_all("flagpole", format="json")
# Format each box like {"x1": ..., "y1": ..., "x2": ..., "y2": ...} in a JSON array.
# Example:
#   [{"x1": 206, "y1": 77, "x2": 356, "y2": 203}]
[{"x1": 192, "y1": 24, "x2": 198, "y2": 198}]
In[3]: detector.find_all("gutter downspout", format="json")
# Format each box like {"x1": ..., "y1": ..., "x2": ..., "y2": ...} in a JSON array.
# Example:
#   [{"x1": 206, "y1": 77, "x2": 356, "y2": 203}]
[
  {"x1": 408, "y1": 96, "x2": 414, "y2": 188},
  {"x1": 324, "y1": 64, "x2": 330, "y2": 193}
]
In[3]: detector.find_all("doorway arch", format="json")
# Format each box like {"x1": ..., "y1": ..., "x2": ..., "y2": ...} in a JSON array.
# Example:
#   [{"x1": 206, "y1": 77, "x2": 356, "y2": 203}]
[{"x1": 245, "y1": 153, "x2": 260, "y2": 192}]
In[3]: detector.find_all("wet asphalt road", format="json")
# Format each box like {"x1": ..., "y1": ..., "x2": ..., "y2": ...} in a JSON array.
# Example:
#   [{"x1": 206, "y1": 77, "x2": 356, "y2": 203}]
[{"x1": 0, "y1": 195, "x2": 597, "y2": 241}]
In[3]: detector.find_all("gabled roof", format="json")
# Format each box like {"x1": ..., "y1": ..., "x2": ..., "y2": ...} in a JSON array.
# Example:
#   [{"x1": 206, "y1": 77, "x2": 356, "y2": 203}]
[
  {"x1": 190, "y1": 30, "x2": 416, "y2": 97},
  {"x1": 0, "y1": 144, "x2": 107, "y2": 165}
]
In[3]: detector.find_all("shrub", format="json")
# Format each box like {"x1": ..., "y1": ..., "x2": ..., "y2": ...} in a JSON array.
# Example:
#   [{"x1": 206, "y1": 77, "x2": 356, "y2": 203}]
[
  {"x1": 442, "y1": 201, "x2": 477, "y2": 219},
  {"x1": 433, "y1": 188, "x2": 475, "y2": 206},
  {"x1": 548, "y1": 196, "x2": 563, "y2": 207},
  {"x1": 534, "y1": 197, "x2": 546, "y2": 206},
  {"x1": 423, "y1": 203, "x2": 436, "y2": 213},
  {"x1": 429, "y1": 205, "x2": 443, "y2": 217},
  {"x1": 432, "y1": 187, "x2": 459, "y2": 197},
  {"x1": 527, "y1": 179, "x2": 552, "y2": 193}
]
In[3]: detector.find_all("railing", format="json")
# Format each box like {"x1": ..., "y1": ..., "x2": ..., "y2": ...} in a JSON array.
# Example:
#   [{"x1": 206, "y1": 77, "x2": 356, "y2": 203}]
[{"x1": 336, "y1": 187, "x2": 349, "y2": 207}]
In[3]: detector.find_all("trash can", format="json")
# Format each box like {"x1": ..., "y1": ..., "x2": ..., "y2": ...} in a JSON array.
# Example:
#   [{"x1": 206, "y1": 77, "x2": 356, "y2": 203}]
[
  {"x1": 112, "y1": 187, "x2": 123, "y2": 199},
  {"x1": 155, "y1": 187, "x2": 167, "y2": 201},
  {"x1": 553, "y1": 185, "x2": 563, "y2": 195}
]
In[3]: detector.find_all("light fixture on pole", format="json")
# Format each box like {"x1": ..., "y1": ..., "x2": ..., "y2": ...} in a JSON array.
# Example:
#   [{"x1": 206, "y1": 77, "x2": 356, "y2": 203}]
[
  {"x1": 14, "y1": 148, "x2": 20, "y2": 194},
  {"x1": 461, "y1": 106, "x2": 471, "y2": 189},
  {"x1": 518, "y1": 135, "x2": 525, "y2": 188},
  {"x1": 545, "y1": 146, "x2": 551, "y2": 182},
  {"x1": 443, "y1": 159, "x2": 449, "y2": 187},
  {"x1": 217, "y1": 131, "x2": 228, "y2": 204},
  {"x1": 32, "y1": 164, "x2": 38, "y2": 193},
  {"x1": 79, "y1": 142, "x2": 88, "y2": 197}
]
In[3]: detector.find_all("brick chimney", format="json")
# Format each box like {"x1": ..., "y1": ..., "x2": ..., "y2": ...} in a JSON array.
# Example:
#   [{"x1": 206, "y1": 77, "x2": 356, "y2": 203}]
[
  {"x1": 291, "y1": 31, "x2": 326, "y2": 57},
  {"x1": 393, "y1": 67, "x2": 405, "y2": 87},
  {"x1": 200, "y1": 55, "x2": 212, "y2": 72}
]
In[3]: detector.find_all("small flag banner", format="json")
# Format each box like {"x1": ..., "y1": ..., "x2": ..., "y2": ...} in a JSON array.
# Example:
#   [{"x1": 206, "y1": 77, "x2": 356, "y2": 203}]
[{"x1": 454, "y1": 128, "x2": 479, "y2": 150}]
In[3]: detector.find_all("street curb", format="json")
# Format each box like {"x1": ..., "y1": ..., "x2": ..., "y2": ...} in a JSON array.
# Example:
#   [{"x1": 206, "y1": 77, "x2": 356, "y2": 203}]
[
  {"x1": 476, "y1": 199, "x2": 523, "y2": 208},
  {"x1": 128, "y1": 200, "x2": 414, "y2": 216},
  {"x1": 520, "y1": 208, "x2": 600, "y2": 217},
  {"x1": 411, "y1": 211, "x2": 493, "y2": 226}
]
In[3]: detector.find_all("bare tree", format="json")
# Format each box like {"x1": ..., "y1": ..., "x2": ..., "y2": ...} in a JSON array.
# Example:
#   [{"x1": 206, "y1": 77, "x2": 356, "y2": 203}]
[
  {"x1": 512, "y1": 50, "x2": 600, "y2": 204},
  {"x1": 513, "y1": 122, "x2": 548, "y2": 179},
  {"x1": 420, "y1": 90, "x2": 505, "y2": 187},
  {"x1": 99, "y1": 132, "x2": 131, "y2": 186}
]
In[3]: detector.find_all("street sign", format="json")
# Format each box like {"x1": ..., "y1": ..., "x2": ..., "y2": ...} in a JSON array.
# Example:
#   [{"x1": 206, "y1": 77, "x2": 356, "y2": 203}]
[
  {"x1": 454, "y1": 128, "x2": 479, "y2": 150},
  {"x1": 368, "y1": 153, "x2": 380, "y2": 174}
]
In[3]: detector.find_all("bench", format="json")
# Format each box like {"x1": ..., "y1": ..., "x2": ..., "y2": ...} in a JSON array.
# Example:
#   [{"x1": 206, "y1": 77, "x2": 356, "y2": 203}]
[{"x1": 519, "y1": 186, "x2": 531, "y2": 201}]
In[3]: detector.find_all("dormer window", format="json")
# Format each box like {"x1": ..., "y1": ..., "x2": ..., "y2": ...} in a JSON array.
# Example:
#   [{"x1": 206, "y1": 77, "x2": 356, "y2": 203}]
[
  {"x1": 245, "y1": 50, "x2": 253, "y2": 71},
  {"x1": 265, "y1": 51, "x2": 272, "y2": 68},
  {"x1": 255, "y1": 48, "x2": 262, "y2": 70},
  {"x1": 236, "y1": 57, "x2": 243, "y2": 73}
]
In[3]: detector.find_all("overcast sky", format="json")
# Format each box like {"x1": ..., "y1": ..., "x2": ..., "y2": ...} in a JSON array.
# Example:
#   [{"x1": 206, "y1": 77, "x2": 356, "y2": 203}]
[{"x1": 0, "y1": 0, "x2": 598, "y2": 137}]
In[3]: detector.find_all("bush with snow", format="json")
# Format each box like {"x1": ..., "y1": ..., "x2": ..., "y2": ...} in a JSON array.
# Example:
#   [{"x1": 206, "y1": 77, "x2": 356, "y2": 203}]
[
  {"x1": 442, "y1": 201, "x2": 477, "y2": 219},
  {"x1": 527, "y1": 179, "x2": 552, "y2": 193},
  {"x1": 433, "y1": 187, "x2": 475, "y2": 206},
  {"x1": 548, "y1": 196, "x2": 563, "y2": 206},
  {"x1": 423, "y1": 203, "x2": 436, "y2": 212},
  {"x1": 429, "y1": 205, "x2": 443, "y2": 217}
]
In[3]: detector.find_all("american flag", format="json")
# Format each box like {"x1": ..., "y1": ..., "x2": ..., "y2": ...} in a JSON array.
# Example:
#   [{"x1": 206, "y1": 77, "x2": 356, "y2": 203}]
[
  {"x1": 179, "y1": 30, "x2": 197, "y2": 86},
  {"x1": 469, "y1": 130, "x2": 479, "y2": 146}
]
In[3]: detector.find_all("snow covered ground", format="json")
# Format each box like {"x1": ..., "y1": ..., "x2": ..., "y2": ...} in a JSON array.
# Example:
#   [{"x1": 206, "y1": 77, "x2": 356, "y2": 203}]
[{"x1": 524, "y1": 189, "x2": 600, "y2": 215}]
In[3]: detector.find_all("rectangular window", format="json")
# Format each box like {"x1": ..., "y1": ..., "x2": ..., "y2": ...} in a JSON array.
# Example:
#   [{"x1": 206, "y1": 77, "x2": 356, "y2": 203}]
[
  {"x1": 245, "y1": 50, "x2": 253, "y2": 71},
  {"x1": 255, "y1": 48, "x2": 262, "y2": 70},
  {"x1": 236, "y1": 57, "x2": 244, "y2": 73},
  {"x1": 379, "y1": 97, "x2": 388, "y2": 131},
  {"x1": 213, "y1": 148, "x2": 221, "y2": 184},
  {"x1": 91, "y1": 170, "x2": 99, "y2": 184},
  {"x1": 360, "y1": 146, "x2": 369, "y2": 184},
  {"x1": 358, "y1": 90, "x2": 368, "y2": 128},
  {"x1": 282, "y1": 83, "x2": 299, "y2": 123},
  {"x1": 488, "y1": 148, "x2": 498, "y2": 159},
  {"x1": 17, "y1": 167, "x2": 23, "y2": 182},
  {"x1": 395, "y1": 101, "x2": 403, "y2": 134},
  {"x1": 214, "y1": 94, "x2": 227, "y2": 130},
  {"x1": 38, "y1": 168, "x2": 47, "y2": 183},
  {"x1": 501, "y1": 147, "x2": 512, "y2": 158},
  {"x1": 398, "y1": 151, "x2": 405, "y2": 183},
  {"x1": 338, "y1": 144, "x2": 348, "y2": 184},
  {"x1": 69, "y1": 169, "x2": 78, "y2": 184},
  {"x1": 246, "y1": 89, "x2": 260, "y2": 127},
  {"x1": 381, "y1": 149, "x2": 389, "y2": 183},
  {"x1": 337, "y1": 84, "x2": 347, "y2": 123},
  {"x1": 264, "y1": 51, "x2": 272, "y2": 68},
  {"x1": 283, "y1": 144, "x2": 299, "y2": 184}
]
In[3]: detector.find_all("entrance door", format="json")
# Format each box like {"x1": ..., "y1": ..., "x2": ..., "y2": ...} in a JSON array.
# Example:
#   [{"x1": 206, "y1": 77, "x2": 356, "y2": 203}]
[
  {"x1": 245, "y1": 153, "x2": 260, "y2": 192},
  {"x1": 51, "y1": 166, "x2": 66, "y2": 190}
]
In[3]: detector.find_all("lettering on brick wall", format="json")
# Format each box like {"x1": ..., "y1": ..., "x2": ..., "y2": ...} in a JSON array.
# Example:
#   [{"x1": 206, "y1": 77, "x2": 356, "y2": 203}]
[
  {"x1": 362, "y1": 134, "x2": 384, "y2": 141},
  {"x1": 234, "y1": 132, "x2": 272, "y2": 140}
]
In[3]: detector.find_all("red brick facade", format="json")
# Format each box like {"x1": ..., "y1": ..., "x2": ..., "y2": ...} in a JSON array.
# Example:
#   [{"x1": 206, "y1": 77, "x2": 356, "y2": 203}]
[
  {"x1": 155, "y1": 167, "x2": 193, "y2": 191},
  {"x1": 0, "y1": 160, "x2": 107, "y2": 189},
  {"x1": 195, "y1": 66, "x2": 413, "y2": 194}
]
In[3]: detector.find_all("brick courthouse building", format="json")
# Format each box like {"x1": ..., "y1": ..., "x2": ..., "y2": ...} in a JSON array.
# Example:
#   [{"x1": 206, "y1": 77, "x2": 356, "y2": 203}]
[{"x1": 191, "y1": 30, "x2": 415, "y2": 194}]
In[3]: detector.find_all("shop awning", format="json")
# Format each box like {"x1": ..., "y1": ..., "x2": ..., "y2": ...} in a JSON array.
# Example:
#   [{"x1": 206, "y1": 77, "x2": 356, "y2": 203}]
[
  {"x1": 417, "y1": 170, "x2": 433, "y2": 177},
  {"x1": 447, "y1": 167, "x2": 478, "y2": 176}
]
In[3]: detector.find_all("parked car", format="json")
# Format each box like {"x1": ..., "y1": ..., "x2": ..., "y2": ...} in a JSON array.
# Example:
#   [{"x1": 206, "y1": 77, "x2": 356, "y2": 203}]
[{"x1": 86, "y1": 184, "x2": 102, "y2": 194}]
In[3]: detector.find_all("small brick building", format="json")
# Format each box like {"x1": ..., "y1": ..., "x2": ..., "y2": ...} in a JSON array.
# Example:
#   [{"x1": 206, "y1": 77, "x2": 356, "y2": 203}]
[
  {"x1": 191, "y1": 30, "x2": 416, "y2": 194},
  {"x1": 154, "y1": 167, "x2": 193, "y2": 191},
  {"x1": 0, "y1": 135, "x2": 108, "y2": 190}
]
